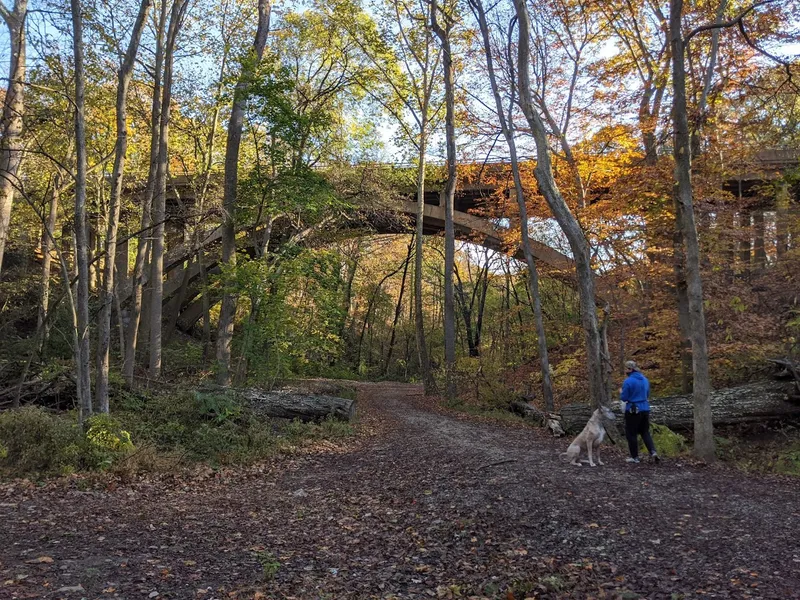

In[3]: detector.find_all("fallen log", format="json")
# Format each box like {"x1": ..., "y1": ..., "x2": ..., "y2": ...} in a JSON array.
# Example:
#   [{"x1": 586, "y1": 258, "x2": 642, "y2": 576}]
[
  {"x1": 509, "y1": 400, "x2": 565, "y2": 436},
  {"x1": 559, "y1": 380, "x2": 797, "y2": 432},
  {"x1": 767, "y1": 358, "x2": 800, "y2": 400},
  {"x1": 238, "y1": 389, "x2": 356, "y2": 422}
]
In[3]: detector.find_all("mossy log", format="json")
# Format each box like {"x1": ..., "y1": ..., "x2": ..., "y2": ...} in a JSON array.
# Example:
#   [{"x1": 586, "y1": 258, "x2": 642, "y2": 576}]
[
  {"x1": 239, "y1": 389, "x2": 356, "y2": 422},
  {"x1": 559, "y1": 380, "x2": 797, "y2": 433}
]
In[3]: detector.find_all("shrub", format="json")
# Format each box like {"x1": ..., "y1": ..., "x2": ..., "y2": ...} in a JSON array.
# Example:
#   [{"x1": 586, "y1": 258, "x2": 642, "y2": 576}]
[
  {"x1": 775, "y1": 445, "x2": 800, "y2": 476},
  {"x1": 194, "y1": 391, "x2": 241, "y2": 424},
  {"x1": 116, "y1": 391, "x2": 278, "y2": 465},
  {"x1": 643, "y1": 423, "x2": 687, "y2": 457},
  {"x1": 0, "y1": 382, "x2": 356, "y2": 477},
  {"x1": 0, "y1": 408, "x2": 138, "y2": 476},
  {"x1": 0, "y1": 407, "x2": 81, "y2": 475},
  {"x1": 83, "y1": 414, "x2": 135, "y2": 470}
]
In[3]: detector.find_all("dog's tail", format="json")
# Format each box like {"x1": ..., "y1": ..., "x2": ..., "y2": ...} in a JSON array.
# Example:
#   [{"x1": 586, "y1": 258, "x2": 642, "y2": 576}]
[{"x1": 559, "y1": 451, "x2": 570, "y2": 462}]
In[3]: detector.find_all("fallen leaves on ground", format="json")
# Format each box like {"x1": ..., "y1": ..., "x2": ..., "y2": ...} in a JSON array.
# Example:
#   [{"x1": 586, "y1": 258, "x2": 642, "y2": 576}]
[{"x1": 1, "y1": 383, "x2": 798, "y2": 599}]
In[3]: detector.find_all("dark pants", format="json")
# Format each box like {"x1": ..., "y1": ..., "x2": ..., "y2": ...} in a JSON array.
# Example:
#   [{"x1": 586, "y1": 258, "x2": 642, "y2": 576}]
[{"x1": 625, "y1": 410, "x2": 656, "y2": 459}]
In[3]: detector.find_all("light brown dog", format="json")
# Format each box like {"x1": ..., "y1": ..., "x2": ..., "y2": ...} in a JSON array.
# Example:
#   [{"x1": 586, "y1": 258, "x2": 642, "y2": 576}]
[{"x1": 560, "y1": 406, "x2": 616, "y2": 467}]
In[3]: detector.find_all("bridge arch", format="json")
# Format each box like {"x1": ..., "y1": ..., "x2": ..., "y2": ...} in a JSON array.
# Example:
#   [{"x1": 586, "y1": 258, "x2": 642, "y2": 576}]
[{"x1": 117, "y1": 194, "x2": 576, "y2": 334}]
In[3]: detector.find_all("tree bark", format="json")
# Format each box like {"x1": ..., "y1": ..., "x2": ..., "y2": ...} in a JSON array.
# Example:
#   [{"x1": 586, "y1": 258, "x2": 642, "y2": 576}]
[
  {"x1": 674, "y1": 221, "x2": 693, "y2": 394},
  {"x1": 737, "y1": 209, "x2": 751, "y2": 273},
  {"x1": 559, "y1": 381, "x2": 795, "y2": 432},
  {"x1": 70, "y1": 0, "x2": 92, "y2": 423},
  {"x1": 232, "y1": 389, "x2": 356, "y2": 422},
  {"x1": 0, "y1": 0, "x2": 27, "y2": 279},
  {"x1": 514, "y1": 0, "x2": 606, "y2": 408},
  {"x1": 670, "y1": 0, "x2": 714, "y2": 461},
  {"x1": 357, "y1": 259, "x2": 407, "y2": 368},
  {"x1": 194, "y1": 43, "x2": 230, "y2": 359},
  {"x1": 431, "y1": 0, "x2": 457, "y2": 402},
  {"x1": 216, "y1": 0, "x2": 271, "y2": 386},
  {"x1": 752, "y1": 210, "x2": 766, "y2": 270},
  {"x1": 775, "y1": 183, "x2": 789, "y2": 260},
  {"x1": 385, "y1": 236, "x2": 413, "y2": 375},
  {"x1": 96, "y1": 0, "x2": 152, "y2": 411},
  {"x1": 453, "y1": 266, "x2": 477, "y2": 357},
  {"x1": 339, "y1": 249, "x2": 359, "y2": 343},
  {"x1": 18, "y1": 185, "x2": 82, "y2": 410},
  {"x1": 414, "y1": 119, "x2": 435, "y2": 393},
  {"x1": 691, "y1": 0, "x2": 728, "y2": 156},
  {"x1": 471, "y1": 0, "x2": 554, "y2": 411},
  {"x1": 124, "y1": 0, "x2": 169, "y2": 386},
  {"x1": 473, "y1": 255, "x2": 489, "y2": 353},
  {"x1": 37, "y1": 171, "x2": 64, "y2": 354},
  {"x1": 149, "y1": 0, "x2": 188, "y2": 379}
]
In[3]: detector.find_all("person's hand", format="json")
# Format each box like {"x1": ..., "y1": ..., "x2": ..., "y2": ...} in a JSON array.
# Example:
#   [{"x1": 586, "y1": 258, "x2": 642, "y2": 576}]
[{"x1": 618, "y1": 400, "x2": 626, "y2": 413}]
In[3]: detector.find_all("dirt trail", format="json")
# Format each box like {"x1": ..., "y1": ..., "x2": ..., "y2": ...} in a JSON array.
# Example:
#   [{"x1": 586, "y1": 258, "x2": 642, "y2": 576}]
[{"x1": 1, "y1": 382, "x2": 799, "y2": 599}]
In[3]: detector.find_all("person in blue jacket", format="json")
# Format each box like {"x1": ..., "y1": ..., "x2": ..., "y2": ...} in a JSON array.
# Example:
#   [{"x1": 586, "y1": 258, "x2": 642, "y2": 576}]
[{"x1": 620, "y1": 360, "x2": 660, "y2": 464}]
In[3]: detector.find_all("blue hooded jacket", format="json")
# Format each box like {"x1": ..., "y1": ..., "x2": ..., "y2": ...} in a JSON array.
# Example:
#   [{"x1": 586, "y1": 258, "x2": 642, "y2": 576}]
[{"x1": 621, "y1": 371, "x2": 650, "y2": 412}]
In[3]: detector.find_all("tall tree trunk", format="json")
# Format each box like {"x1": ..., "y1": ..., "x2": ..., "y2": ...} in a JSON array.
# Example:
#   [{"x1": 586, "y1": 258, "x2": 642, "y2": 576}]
[
  {"x1": 473, "y1": 259, "x2": 489, "y2": 354},
  {"x1": 124, "y1": 0, "x2": 168, "y2": 386},
  {"x1": 70, "y1": 0, "x2": 92, "y2": 423},
  {"x1": 21, "y1": 186, "x2": 82, "y2": 409},
  {"x1": 194, "y1": 43, "x2": 230, "y2": 359},
  {"x1": 357, "y1": 260, "x2": 408, "y2": 368},
  {"x1": 339, "y1": 249, "x2": 359, "y2": 342},
  {"x1": 453, "y1": 267, "x2": 477, "y2": 357},
  {"x1": 471, "y1": 0, "x2": 554, "y2": 411},
  {"x1": 514, "y1": 0, "x2": 606, "y2": 408},
  {"x1": 149, "y1": 0, "x2": 188, "y2": 379},
  {"x1": 691, "y1": 0, "x2": 728, "y2": 156},
  {"x1": 414, "y1": 123, "x2": 435, "y2": 393},
  {"x1": 752, "y1": 210, "x2": 766, "y2": 270},
  {"x1": 37, "y1": 172, "x2": 63, "y2": 354},
  {"x1": 737, "y1": 209, "x2": 751, "y2": 274},
  {"x1": 776, "y1": 183, "x2": 789, "y2": 260},
  {"x1": 675, "y1": 251, "x2": 694, "y2": 393},
  {"x1": 0, "y1": 0, "x2": 27, "y2": 279},
  {"x1": 719, "y1": 208, "x2": 735, "y2": 279},
  {"x1": 216, "y1": 0, "x2": 271, "y2": 386},
  {"x1": 385, "y1": 236, "x2": 413, "y2": 375},
  {"x1": 670, "y1": 0, "x2": 714, "y2": 461},
  {"x1": 96, "y1": 0, "x2": 152, "y2": 411},
  {"x1": 431, "y1": 0, "x2": 457, "y2": 401}
]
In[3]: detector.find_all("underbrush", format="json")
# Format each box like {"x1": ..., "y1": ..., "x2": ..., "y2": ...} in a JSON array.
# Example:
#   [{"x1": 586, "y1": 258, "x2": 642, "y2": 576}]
[
  {"x1": 0, "y1": 408, "x2": 135, "y2": 476},
  {"x1": 646, "y1": 423, "x2": 688, "y2": 458},
  {"x1": 0, "y1": 386, "x2": 356, "y2": 479},
  {"x1": 448, "y1": 401, "x2": 531, "y2": 425},
  {"x1": 714, "y1": 423, "x2": 800, "y2": 476}
]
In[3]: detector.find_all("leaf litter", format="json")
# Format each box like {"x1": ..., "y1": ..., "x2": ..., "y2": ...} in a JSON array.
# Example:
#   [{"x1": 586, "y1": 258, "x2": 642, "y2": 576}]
[{"x1": 0, "y1": 382, "x2": 798, "y2": 599}]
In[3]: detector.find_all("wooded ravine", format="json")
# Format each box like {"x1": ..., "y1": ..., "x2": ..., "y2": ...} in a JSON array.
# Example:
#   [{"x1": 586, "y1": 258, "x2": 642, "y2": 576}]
[{"x1": 0, "y1": 0, "x2": 799, "y2": 596}]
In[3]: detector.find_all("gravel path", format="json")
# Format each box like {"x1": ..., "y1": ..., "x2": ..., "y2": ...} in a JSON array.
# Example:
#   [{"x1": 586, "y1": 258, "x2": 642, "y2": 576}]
[{"x1": 1, "y1": 382, "x2": 798, "y2": 599}]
